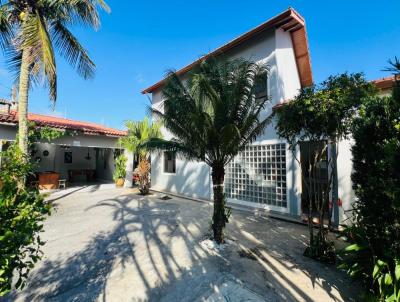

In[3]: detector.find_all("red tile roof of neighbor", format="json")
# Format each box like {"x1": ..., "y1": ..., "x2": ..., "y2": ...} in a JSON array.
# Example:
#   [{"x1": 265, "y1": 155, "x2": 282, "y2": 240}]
[
  {"x1": 0, "y1": 111, "x2": 127, "y2": 137},
  {"x1": 372, "y1": 76, "x2": 395, "y2": 90},
  {"x1": 142, "y1": 7, "x2": 313, "y2": 94},
  {"x1": 271, "y1": 76, "x2": 397, "y2": 111}
]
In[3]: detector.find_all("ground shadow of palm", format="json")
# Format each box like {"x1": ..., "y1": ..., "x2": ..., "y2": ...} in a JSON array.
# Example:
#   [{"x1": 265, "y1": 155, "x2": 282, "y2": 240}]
[{"x1": 4, "y1": 192, "x2": 360, "y2": 302}]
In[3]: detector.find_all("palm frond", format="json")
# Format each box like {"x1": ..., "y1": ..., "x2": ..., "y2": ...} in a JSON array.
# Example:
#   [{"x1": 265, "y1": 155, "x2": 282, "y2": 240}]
[
  {"x1": 154, "y1": 56, "x2": 271, "y2": 167},
  {"x1": 18, "y1": 12, "x2": 57, "y2": 101},
  {"x1": 50, "y1": 0, "x2": 110, "y2": 29},
  {"x1": 0, "y1": 5, "x2": 12, "y2": 51},
  {"x1": 52, "y1": 21, "x2": 95, "y2": 79},
  {"x1": 141, "y1": 138, "x2": 203, "y2": 162},
  {"x1": 119, "y1": 117, "x2": 163, "y2": 157}
]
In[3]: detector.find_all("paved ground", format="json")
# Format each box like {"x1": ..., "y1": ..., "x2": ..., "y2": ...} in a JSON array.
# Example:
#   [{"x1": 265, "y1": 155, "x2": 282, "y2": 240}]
[{"x1": 3, "y1": 185, "x2": 360, "y2": 302}]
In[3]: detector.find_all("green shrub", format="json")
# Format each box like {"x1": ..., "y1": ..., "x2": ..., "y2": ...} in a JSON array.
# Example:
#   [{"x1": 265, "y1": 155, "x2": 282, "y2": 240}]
[
  {"x1": 113, "y1": 154, "x2": 127, "y2": 181},
  {"x1": 340, "y1": 63, "x2": 400, "y2": 300},
  {"x1": 0, "y1": 143, "x2": 51, "y2": 296}
]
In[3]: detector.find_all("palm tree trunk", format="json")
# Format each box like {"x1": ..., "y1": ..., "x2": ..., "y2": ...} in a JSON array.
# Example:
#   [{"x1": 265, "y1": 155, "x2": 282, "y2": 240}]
[
  {"x1": 211, "y1": 162, "x2": 226, "y2": 244},
  {"x1": 18, "y1": 49, "x2": 31, "y2": 157}
]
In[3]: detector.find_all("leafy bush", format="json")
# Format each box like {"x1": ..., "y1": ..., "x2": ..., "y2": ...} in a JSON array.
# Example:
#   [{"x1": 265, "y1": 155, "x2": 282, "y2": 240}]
[
  {"x1": 274, "y1": 73, "x2": 374, "y2": 263},
  {"x1": 340, "y1": 62, "x2": 400, "y2": 300},
  {"x1": 113, "y1": 154, "x2": 127, "y2": 181},
  {"x1": 0, "y1": 143, "x2": 51, "y2": 296}
]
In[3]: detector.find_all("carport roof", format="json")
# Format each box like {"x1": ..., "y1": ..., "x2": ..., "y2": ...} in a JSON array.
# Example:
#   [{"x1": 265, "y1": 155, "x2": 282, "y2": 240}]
[{"x1": 0, "y1": 110, "x2": 127, "y2": 137}]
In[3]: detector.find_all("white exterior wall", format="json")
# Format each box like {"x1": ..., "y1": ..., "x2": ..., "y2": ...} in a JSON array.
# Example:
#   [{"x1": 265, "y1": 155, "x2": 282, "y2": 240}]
[
  {"x1": 337, "y1": 138, "x2": 356, "y2": 224},
  {"x1": 151, "y1": 89, "x2": 212, "y2": 199},
  {"x1": 150, "y1": 28, "x2": 304, "y2": 215}
]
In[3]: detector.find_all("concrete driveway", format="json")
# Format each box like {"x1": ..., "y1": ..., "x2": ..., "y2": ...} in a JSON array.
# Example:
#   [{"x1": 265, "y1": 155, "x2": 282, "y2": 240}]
[{"x1": 4, "y1": 185, "x2": 359, "y2": 302}]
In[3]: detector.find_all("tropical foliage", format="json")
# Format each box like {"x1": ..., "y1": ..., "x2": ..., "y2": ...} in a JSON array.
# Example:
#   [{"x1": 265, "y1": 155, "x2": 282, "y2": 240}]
[
  {"x1": 119, "y1": 117, "x2": 162, "y2": 194},
  {"x1": 340, "y1": 59, "x2": 400, "y2": 301},
  {"x1": 142, "y1": 57, "x2": 271, "y2": 243},
  {"x1": 29, "y1": 124, "x2": 67, "y2": 145},
  {"x1": 274, "y1": 73, "x2": 375, "y2": 263},
  {"x1": 0, "y1": 0, "x2": 109, "y2": 156},
  {"x1": 0, "y1": 142, "x2": 50, "y2": 296},
  {"x1": 113, "y1": 154, "x2": 127, "y2": 182},
  {"x1": 119, "y1": 117, "x2": 162, "y2": 157}
]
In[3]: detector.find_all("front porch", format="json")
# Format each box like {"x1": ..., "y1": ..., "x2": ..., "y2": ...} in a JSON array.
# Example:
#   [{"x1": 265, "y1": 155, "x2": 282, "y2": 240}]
[{"x1": 30, "y1": 142, "x2": 123, "y2": 189}]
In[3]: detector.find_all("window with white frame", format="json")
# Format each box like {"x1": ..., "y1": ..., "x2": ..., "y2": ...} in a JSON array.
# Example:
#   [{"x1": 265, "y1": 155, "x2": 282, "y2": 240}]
[
  {"x1": 224, "y1": 143, "x2": 287, "y2": 208},
  {"x1": 164, "y1": 151, "x2": 176, "y2": 173}
]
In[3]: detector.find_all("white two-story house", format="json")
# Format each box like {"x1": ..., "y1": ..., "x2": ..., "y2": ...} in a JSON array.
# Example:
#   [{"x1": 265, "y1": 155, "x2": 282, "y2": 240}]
[{"x1": 142, "y1": 8, "x2": 354, "y2": 226}]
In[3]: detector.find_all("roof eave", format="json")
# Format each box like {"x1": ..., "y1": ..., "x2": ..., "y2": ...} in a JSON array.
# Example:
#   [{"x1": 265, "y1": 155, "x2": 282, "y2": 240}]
[{"x1": 141, "y1": 7, "x2": 313, "y2": 94}]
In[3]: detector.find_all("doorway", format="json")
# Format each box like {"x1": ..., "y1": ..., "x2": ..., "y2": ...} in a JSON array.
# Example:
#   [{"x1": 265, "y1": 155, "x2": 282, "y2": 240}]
[{"x1": 300, "y1": 141, "x2": 329, "y2": 218}]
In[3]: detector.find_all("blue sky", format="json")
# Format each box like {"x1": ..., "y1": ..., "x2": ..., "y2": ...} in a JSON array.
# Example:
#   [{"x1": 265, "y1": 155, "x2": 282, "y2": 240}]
[{"x1": 0, "y1": 1, "x2": 399, "y2": 129}]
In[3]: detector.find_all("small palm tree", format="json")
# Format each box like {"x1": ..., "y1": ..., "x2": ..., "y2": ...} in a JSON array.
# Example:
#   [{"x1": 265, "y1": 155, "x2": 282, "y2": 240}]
[
  {"x1": 119, "y1": 117, "x2": 162, "y2": 194},
  {"x1": 143, "y1": 57, "x2": 271, "y2": 243},
  {"x1": 0, "y1": 0, "x2": 110, "y2": 156}
]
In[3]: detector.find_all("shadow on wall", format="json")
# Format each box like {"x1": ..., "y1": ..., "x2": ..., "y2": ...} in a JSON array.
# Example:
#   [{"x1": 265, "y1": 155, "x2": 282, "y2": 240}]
[
  {"x1": 5, "y1": 192, "x2": 359, "y2": 301},
  {"x1": 151, "y1": 158, "x2": 211, "y2": 200}
]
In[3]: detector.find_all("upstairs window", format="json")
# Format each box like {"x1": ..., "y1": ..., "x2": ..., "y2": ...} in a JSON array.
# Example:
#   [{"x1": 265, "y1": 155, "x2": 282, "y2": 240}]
[
  {"x1": 164, "y1": 151, "x2": 176, "y2": 173},
  {"x1": 255, "y1": 78, "x2": 268, "y2": 101}
]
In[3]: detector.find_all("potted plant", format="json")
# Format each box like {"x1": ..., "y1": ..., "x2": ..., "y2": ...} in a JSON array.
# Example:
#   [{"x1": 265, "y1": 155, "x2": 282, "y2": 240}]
[{"x1": 113, "y1": 154, "x2": 127, "y2": 187}]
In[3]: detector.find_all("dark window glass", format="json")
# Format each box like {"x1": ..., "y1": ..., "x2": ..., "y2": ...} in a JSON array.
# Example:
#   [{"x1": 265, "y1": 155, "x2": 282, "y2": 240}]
[
  {"x1": 164, "y1": 151, "x2": 176, "y2": 173},
  {"x1": 255, "y1": 78, "x2": 268, "y2": 100},
  {"x1": 64, "y1": 152, "x2": 72, "y2": 164}
]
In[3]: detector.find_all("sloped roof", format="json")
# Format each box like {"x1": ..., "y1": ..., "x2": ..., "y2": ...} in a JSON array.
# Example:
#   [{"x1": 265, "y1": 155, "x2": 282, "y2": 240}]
[
  {"x1": 0, "y1": 111, "x2": 127, "y2": 137},
  {"x1": 142, "y1": 7, "x2": 313, "y2": 94},
  {"x1": 372, "y1": 76, "x2": 395, "y2": 90}
]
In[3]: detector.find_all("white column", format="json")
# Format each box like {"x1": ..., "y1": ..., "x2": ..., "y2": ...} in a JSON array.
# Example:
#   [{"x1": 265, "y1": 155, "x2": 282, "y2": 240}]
[{"x1": 124, "y1": 149, "x2": 133, "y2": 188}]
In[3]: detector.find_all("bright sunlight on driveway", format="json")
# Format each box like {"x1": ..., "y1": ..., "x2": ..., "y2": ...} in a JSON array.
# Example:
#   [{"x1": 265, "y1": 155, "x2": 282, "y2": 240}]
[{"x1": 4, "y1": 185, "x2": 359, "y2": 302}]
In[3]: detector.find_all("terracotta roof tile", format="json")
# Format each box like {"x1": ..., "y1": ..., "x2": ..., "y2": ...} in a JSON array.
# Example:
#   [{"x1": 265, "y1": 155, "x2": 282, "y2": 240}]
[
  {"x1": 372, "y1": 76, "x2": 395, "y2": 90},
  {"x1": 0, "y1": 111, "x2": 127, "y2": 137}
]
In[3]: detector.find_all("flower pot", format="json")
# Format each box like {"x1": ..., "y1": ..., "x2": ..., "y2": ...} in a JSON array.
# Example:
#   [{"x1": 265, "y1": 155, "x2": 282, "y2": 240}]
[{"x1": 115, "y1": 178, "x2": 125, "y2": 187}]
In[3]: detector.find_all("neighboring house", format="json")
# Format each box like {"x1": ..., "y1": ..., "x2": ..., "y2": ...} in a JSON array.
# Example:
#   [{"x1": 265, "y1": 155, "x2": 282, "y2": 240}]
[
  {"x1": 0, "y1": 101, "x2": 133, "y2": 187},
  {"x1": 373, "y1": 76, "x2": 396, "y2": 96},
  {"x1": 142, "y1": 8, "x2": 393, "y2": 225}
]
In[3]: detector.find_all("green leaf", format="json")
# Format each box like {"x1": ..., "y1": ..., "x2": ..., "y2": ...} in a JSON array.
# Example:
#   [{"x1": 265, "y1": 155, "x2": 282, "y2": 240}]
[
  {"x1": 345, "y1": 244, "x2": 363, "y2": 252},
  {"x1": 373, "y1": 263, "x2": 382, "y2": 279},
  {"x1": 386, "y1": 293, "x2": 396, "y2": 302},
  {"x1": 378, "y1": 275, "x2": 384, "y2": 288},
  {"x1": 384, "y1": 273, "x2": 392, "y2": 285},
  {"x1": 395, "y1": 262, "x2": 400, "y2": 281}
]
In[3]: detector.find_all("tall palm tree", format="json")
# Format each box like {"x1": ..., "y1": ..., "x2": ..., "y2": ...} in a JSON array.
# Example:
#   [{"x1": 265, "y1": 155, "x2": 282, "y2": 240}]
[
  {"x1": 119, "y1": 117, "x2": 162, "y2": 194},
  {"x1": 0, "y1": 0, "x2": 110, "y2": 157},
  {"x1": 143, "y1": 57, "x2": 271, "y2": 243}
]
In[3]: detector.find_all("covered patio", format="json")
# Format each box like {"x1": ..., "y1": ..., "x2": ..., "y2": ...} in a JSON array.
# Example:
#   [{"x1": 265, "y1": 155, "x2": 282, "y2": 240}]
[
  {"x1": 0, "y1": 107, "x2": 131, "y2": 190},
  {"x1": 30, "y1": 142, "x2": 123, "y2": 189}
]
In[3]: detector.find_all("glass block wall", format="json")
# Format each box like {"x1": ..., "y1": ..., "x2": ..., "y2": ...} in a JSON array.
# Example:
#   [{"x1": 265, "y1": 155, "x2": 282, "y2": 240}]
[{"x1": 224, "y1": 143, "x2": 287, "y2": 208}]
